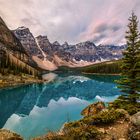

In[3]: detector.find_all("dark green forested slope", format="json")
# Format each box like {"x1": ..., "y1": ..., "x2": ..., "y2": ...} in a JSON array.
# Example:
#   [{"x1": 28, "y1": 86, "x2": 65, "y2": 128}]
[
  {"x1": 56, "y1": 60, "x2": 122, "y2": 75},
  {"x1": 81, "y1": 60, "x2": 122, "y2": 74}
]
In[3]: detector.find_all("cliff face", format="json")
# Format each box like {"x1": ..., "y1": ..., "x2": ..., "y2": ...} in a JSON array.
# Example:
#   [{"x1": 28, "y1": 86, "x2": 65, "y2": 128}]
[
  {"x1": 0, "y1": 17, "x2": 26, "y2": 53},
  {"x1": 0, "y1": 17, "x2": 38, "y2": 74},
  {"x1": 13, "y1": 27, "x2": 43, "y2": 58},
  {"x1": 13, "y1": 26, "x2": 127, "y2": 62},
  {"x1": 36, "y1": 35, "x2": 53, "y2": 58}
]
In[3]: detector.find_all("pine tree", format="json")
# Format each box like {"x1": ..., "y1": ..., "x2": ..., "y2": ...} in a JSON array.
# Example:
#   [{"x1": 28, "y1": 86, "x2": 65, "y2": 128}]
[{"x1": 118, "y1": 12, "x2": 140, "y2": 102}]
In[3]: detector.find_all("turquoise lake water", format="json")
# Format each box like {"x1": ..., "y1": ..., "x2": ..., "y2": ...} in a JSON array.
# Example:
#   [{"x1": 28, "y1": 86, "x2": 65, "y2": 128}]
[{"x1": 0, "y1": 73, "x2": 121, "y2": 139}]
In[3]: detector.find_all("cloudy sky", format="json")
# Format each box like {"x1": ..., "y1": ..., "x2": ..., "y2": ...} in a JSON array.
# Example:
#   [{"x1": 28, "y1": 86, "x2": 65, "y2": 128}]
[{"x1": 0, "y1": 0, "x2": 140, "y2": 45}]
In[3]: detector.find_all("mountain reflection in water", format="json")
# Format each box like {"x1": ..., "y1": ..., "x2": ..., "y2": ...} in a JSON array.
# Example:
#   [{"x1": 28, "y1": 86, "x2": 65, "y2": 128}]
[{"x1": 0, "y1": 73, "x2": 121, "y2": 139}]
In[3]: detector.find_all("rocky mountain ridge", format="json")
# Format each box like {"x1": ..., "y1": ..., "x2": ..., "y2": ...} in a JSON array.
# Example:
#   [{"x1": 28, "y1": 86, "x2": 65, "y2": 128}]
[{"x1": 13, "y1": 26, "x2": 127, "y2": 71}]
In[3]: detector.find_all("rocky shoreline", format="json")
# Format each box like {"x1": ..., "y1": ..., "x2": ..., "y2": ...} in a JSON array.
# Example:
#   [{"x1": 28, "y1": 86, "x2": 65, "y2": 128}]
[{"x1": 0, "y1": 74, "x2": 43, "y2": 89}]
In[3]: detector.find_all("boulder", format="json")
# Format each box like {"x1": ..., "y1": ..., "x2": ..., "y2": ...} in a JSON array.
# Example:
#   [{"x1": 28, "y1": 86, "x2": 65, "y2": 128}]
[
  {"x1": 128, "y1": 112, "x2": 140, "y2": 140},
  {"x1": 81, "y1": 102, "x2": 105, "y2": 116},
  {"x1": 131, "y1": 112, "x2": 140, "y2": 126},
  {"x1": 116, "y1": 109, "x2": 130, "y2": 120}
]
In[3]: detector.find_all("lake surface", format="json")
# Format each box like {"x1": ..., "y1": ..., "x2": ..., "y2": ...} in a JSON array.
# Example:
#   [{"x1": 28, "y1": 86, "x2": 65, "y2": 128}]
[{"x1": 0, "y1": 73, "x2": 121, "y2": 139}]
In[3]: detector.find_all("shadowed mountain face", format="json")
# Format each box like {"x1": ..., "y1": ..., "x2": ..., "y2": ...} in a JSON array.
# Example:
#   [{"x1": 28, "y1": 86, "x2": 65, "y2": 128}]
[
  {"x1": 13, "y1": 27, "x2": 42, "y2": 58},
  {"x1": 0, "y1": 17, "x2": 25, "y2": 53},
  {"x1": 0, "y1": 17, "x2": 38, "y2": 70}
]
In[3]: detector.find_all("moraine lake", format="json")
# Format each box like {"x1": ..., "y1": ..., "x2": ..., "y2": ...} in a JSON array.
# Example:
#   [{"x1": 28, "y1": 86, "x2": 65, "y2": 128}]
[{"x1": 0, "y1": 73, "x2": 121, "y2": 140}]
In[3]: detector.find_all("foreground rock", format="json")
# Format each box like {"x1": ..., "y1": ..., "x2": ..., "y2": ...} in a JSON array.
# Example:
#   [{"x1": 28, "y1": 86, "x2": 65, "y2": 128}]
[
  {"x1": 81, "y1": 102, "x2": 105, "y2": 116},
  {"x1": 0, "y1": 129, "x2": 23, "y2": 140},
  {"x1": 131, "y1": 112, "x2": 140, "y2": 126},
  {"x1": 128, "y1": 112, "x2": 140, "y2": 140}
]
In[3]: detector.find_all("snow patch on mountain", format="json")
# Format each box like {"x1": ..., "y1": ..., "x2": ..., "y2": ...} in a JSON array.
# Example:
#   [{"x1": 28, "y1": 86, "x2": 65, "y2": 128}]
[{"x1": 35, "y1": 38, "x2": 47, "y2": 61}]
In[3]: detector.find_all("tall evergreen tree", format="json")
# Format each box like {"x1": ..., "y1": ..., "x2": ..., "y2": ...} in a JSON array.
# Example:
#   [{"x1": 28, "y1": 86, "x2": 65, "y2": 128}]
[{"x1": 118, "y1": 12, "x2": 140, "y2": 102}]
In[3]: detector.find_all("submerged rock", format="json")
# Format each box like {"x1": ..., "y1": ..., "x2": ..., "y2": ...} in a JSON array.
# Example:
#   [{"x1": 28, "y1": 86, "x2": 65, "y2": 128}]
[
  {"x1": 81, "y1": 102, "x2": 105, "y2": 116},
  {"x1": 0, "y1": 129, "x2": 23, "y2": 140}
]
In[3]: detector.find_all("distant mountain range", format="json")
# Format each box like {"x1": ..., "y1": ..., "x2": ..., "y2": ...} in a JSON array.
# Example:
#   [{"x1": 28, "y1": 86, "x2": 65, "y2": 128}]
[{"x1": 0, "y1": 16, "x2": 127, "y2": 71}]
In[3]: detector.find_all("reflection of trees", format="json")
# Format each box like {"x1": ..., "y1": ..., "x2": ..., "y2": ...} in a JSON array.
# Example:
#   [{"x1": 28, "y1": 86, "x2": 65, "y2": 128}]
[
  {"x1": 0, "y1": 84, "x2": 44, "y2": 127},
  {"x1": 0, "y1": 86, "x2": 28, "y2": 127},
  {"x1": 82, "y1": 74, "x2": 121, "y2": 83}
]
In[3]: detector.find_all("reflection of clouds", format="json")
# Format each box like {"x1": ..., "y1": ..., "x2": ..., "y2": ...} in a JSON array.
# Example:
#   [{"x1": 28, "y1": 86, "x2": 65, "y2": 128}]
[
  {"x1": 4, "y1": 114, "x2": 21, "y2": 128},
  {"x1": 3, "y1": 97, "x2": 90, "y2": 139},
  {"x1": 49, "y1": 97, "x2": 89, "y2": 106}
]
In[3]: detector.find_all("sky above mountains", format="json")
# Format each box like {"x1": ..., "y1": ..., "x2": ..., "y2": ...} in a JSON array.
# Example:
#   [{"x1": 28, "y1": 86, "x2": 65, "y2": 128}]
[{"x1": 0, "y1": 0, "x2": 140, "y2": 45}]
